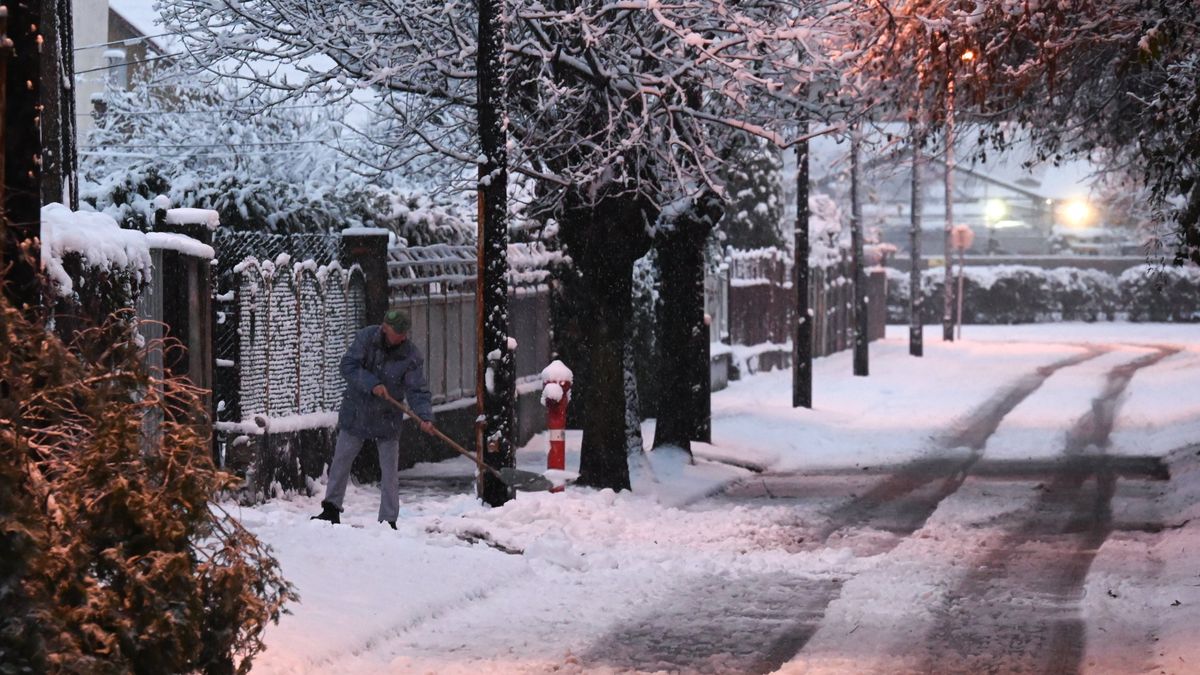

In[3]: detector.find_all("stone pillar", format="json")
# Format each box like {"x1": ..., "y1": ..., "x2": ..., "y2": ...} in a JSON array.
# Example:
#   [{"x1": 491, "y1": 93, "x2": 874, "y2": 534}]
[
  {"x1": 339, "y1": 228, "x2": 391, "y2": 325},
  {"x1": 151, "y1": 204, "x2": 217, "y2": 432}
]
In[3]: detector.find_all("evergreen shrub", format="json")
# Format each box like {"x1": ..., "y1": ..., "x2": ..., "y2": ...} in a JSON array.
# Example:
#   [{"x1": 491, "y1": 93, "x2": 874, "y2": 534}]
[{"x1": 0, "y1": 300, "x2": 295, "y2": 674}]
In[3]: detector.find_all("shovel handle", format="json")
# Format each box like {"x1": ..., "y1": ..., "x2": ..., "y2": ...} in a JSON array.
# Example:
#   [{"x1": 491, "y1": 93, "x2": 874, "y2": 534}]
[{"x1": 381, "y1": 393, "x2": 505, "y2": 481}]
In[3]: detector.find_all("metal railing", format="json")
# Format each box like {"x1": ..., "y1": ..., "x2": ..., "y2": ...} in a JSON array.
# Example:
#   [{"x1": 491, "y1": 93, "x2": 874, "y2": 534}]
[{"x1": 386, "y1": 242, "x2": 561, "y2": 405}]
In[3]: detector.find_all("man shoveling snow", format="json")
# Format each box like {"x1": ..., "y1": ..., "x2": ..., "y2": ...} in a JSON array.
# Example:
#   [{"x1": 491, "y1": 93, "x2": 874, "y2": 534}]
[{"x1": 312, "y1": 309, "x2": 436, "y2": 528}]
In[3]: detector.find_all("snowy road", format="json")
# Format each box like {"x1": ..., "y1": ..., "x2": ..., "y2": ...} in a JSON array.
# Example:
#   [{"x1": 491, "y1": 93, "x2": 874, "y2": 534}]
[{"x1": 243, "y1": 326, "x2": 1200, "y2": 674}]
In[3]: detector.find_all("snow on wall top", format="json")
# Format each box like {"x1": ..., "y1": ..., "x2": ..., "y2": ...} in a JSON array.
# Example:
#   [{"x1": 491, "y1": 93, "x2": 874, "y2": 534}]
[
  {"x1": 145, "y1": 232, "x2": 215, "y2": 260},
  {"x1": 164, "y1": 207, "x2": 220, "y2": 230},
  {"x1": 342, "y1": 227, "x2": 392, "y2": 237}
]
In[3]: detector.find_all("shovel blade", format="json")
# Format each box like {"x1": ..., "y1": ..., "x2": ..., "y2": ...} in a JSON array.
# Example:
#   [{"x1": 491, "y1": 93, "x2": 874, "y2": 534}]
[{"x1": 499, "y1": 467, "x2": 555, "y2": 492}]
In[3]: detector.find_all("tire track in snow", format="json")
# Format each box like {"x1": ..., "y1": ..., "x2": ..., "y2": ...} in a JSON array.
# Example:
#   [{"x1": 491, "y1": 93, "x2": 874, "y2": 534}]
[
  {"x1": 810, "y1": 346, "x2": 1111, "y2": 545},
  {"x1": 921, "y1": 346, "x2": 1178, "y2": 675},
  {"x1": 580, "y1": 574, "x2": 843, "y2": 674},
  {"x1": 581, "y1": 349, "x2": 1112, "y2": 674}
]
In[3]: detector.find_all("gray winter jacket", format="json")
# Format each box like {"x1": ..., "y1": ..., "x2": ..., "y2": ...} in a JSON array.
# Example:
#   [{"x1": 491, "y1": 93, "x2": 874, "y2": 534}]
[{"x1": 337, "y1": 325, "x2": 434, "y2": 440}]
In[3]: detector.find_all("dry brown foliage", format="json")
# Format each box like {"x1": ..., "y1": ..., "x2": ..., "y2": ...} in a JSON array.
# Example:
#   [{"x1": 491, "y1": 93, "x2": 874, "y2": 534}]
[{"x1": 0, "y1": 299, "x2": 296, "y2": 674}]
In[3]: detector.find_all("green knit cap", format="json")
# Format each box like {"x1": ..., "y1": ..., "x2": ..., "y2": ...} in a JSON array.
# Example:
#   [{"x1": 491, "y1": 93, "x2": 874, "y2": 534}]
[{"x1": 383, "y1": 309, "x2": 411, "y2": 332}]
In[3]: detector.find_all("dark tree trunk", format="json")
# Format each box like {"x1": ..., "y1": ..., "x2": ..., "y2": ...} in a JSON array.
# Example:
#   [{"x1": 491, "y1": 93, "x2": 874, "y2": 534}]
[
  {"x1": 909, "y1": 126, "x2": 924, "y2": 357},
  {"x1": 793, "y1": 133, "x2": 812, "y2": 408},
  {"x1": 2, "y1": 2, "x2": 43, "y2": 312},
  {"x1": 575, "y1": 247, "x2": 636, "y2": 490},
  {"x1": 652, "y1": 193, "x2": 721, "y2": 454},
  {"x1": 850, "y1": 129, "x2": 869, "y2": 377},
  {"x1": 560, "y1": 193, "x2": 653, "y2": 492},
  {"x1": 40, "y1": 0, "x2": 77, "y2": 209},
  {"x1": 475, "y1": 0, "x2": 514, "y2": 507}
]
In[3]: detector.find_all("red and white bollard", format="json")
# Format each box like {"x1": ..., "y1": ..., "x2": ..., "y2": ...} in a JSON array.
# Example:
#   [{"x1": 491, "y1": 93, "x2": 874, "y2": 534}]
[{"x1": 541, "y1": 360, "x2": 574, "y2": 493}]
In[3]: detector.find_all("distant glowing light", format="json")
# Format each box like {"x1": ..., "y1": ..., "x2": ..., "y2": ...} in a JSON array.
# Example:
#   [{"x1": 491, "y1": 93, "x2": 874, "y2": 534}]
[
  {"x1": 1063, "y1": 199, "x2": 1093, "y2": 227},
  {"x1": 960, "y1": 49, "x2": 975, "y2": 62},
  {"x1": 984, "y1": 198, "x2": 1007, "y2": 223}
]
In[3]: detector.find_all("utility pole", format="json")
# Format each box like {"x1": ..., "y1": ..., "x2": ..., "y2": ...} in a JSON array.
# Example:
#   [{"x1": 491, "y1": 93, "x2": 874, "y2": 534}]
[
  {"x1": 942, "y1": 55, "x2": 956, "y2": 342},
  {"x1": 40, "y1": 0, "x2": 76, "y2": 209},
  {"x1": 850, "y1": 126, "x2": 868, "y2": 376},
  {"x1": 475, "y1": 0, "x2": 514, "y2": 507},
  {"x1": 792, "y1": 124, "x2": 812, "y2": 408},
  {"x1": 909, "y1": 124, "x2": 923, "y2": 357},
  {"x1": 2, "y1": 1, "x2": 44, "y2": 312}
]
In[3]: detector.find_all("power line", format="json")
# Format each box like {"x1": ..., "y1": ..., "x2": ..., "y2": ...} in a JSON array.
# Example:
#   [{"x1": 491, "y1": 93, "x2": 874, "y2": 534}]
[
  {"x1": 78, "y1": 149, "x2": 318, "y2": 158},
  {"x1": 75, "y1": 104, "x2": 329, "y2": 117},
  {"x1": 74, "y1": 32, "x2": 176, "y2": 52},
  {"x1": 80, "y1": 139, "x2": 328, "y2": 149},
  {"x1": 76, "y1": 52, "x2": 182, "y2": 75}
]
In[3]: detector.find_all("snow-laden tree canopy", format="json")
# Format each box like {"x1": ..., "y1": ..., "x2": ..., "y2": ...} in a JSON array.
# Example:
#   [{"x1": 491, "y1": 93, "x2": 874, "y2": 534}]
[
  {"x1": 80, "y1": 75, "x2": 480, "y2": 243},
  {"x1": 160, "y1": 0, "x2": 857, "y2": 219},
  {"x1": 846, "y1": 0, "x2": 1200, "y2": 264}
]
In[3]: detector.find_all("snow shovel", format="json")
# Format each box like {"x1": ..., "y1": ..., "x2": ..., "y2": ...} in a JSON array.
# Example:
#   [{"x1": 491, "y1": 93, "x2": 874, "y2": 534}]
[{"x1": 382, "y1": 393, "x2": 554, "y2": 492}]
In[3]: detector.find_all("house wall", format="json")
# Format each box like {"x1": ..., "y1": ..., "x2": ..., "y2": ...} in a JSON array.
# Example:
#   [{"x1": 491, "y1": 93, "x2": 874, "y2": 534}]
[{"x1": 73, "y1": 0, "x2": 110, "y2": 137}]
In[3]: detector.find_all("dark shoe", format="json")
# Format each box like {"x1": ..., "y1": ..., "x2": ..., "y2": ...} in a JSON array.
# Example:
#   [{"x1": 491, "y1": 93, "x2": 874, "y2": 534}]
[
  {"x1": 386, "y1": 521, "x2": 397, "y2": 530},
  {"x1": 311, "y1": 501, "x2": 340, "y2": 524}
]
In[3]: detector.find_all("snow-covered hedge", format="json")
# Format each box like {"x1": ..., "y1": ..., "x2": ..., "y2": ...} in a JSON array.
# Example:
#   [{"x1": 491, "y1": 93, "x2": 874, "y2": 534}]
[
  {"x1": 886, "y1": 264, "x2": 1200, "y2": 324},
  {"x1": 41, "y1": 203, "x2": 217, "y2": 326},
  {"x1": 41, "y1": 203, "x2": 153, "y2": 323}
]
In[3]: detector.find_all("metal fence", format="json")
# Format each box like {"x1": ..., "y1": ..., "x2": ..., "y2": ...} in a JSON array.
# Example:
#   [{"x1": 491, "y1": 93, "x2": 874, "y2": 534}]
[
  {"x1": 386, "y1": 242, "x2": 558, "y2": 405},
  {"x1": 723, "y1": 248, "x2": 886, "y2": 357},
  {"x1": 705, "y1": 262, "x2": 730, "y2": 344}
]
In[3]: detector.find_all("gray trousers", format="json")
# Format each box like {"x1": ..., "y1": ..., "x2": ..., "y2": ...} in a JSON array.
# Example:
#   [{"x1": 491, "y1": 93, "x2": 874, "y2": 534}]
[{"x1": 323, "y1": 430, "x2": 401, "y2": 522}]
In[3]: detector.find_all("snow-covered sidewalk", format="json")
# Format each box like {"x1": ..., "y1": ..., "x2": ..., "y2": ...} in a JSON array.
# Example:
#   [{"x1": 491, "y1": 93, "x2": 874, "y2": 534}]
[{"x1": 239, "y1": 323, "x2": 1200, "y2": 674}]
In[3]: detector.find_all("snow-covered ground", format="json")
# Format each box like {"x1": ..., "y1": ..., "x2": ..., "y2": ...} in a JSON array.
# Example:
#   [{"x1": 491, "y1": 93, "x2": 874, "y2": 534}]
[{"x1": 238, "y1": 322, "x2": 1200, "y2": 674}]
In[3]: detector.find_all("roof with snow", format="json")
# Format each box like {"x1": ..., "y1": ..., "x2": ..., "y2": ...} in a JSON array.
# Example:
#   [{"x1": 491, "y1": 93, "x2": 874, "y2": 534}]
[{"x1": 108, "y1": 0, "x2": 179, "y2": 53}]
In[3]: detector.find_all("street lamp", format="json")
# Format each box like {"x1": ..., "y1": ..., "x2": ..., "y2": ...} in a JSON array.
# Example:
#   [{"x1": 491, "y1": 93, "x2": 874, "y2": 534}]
[
  {"x1": 1063, "y1": 198, "x2": 1093, "y2": 228},
  {"x1": 984, "y1": 198, "x2": 1007, "y2": 254}
]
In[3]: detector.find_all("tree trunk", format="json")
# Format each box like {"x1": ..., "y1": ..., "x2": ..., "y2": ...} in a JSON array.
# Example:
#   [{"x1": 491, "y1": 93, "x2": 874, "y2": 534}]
[
  {"x1": 850, "y1": 128, "x2": 868, "y2": 377},
  {"x1": 793, "y1": 132, "x2": 812, "y2": 408},
  {"x1": 475, "y1": 0, "x2": 513, "y2": 507},
  {"x1": 576, "y1": 248, "x2": 636, "y2": 490},
  {"x1": 40, "y1": 0, "x2": 77, "y2": 209},
  {"x1": 3, "y1": 1, "x2": 44, "y2": 312},
  {"x1": 909, "y1": 126, "x2": 923, "y2": 357},
  {"x1": 652, "y1": 193, "x2": 721, "y2": 454},
  {"x1": 560, "y1": 193, "x2": 653, "y2": 492}
]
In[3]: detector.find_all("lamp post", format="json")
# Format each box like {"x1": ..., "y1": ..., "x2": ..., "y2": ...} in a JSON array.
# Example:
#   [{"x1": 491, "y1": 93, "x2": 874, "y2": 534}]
[{"x1": 951, "y1": 224, "x2": 975, "y2": 339}]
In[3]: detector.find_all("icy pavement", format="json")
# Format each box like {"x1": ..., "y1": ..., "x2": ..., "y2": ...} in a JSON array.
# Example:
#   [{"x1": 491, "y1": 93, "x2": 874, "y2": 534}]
[{"x1": 240, "y1": 323, "x2": 1200, "y2": 674}]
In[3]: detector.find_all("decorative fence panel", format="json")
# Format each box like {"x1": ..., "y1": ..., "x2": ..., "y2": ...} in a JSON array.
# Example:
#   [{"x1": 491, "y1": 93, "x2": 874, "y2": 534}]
[
  {"x1": 214, "y1": 252, "x2": 367, "y2": 501},
  {"x1": 266, "y1": 270, "x2": 299, "y2": 417},
  {"x1": 224, "y1": 258, "x2": 366, "y2": 422}
]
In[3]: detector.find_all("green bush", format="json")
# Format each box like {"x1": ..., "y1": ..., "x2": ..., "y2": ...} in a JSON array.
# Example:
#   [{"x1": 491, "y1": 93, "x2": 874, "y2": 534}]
[{"x1": 886, "y1": 264, "x2": 1198, "y2": 324}]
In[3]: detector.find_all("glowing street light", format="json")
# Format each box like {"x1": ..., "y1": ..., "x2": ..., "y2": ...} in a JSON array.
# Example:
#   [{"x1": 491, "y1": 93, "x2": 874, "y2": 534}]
[
  {"x1": 1062, "y1": 198, "x2": 1093, "y2": 228},
  {"x1": 984, "y1": 198, "x2": 1006, "y2": 255},
  {"x1": 984, "y1": 198, "x2": 1007, "y2": 223}
]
